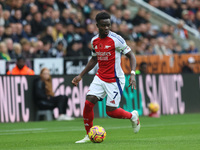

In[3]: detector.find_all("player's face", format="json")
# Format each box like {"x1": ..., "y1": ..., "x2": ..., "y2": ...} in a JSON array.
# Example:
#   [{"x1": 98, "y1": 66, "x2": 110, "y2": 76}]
[{"x1": 97, "y1": 19, "x2": 111, "y2": 37}]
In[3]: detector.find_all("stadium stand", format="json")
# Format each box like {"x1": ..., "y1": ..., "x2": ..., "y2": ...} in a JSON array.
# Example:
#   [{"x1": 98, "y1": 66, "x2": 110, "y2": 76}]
[{"x1": 0, "y1": 0, "x2": 199, "y2": 74}]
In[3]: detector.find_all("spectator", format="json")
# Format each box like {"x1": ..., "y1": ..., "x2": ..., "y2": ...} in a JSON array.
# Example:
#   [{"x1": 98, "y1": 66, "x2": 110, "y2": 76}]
[
  {"x1": 0, "y1": 42, "x2": 10, "y2": 60},
  {"x1": 20, "y1": 38, "x2": 33, "y2": 58},
  {"x1": 0, "y1": 26, "x2": 4, "y2": 41},
  {"x1": 35, "y1": 0, "x2": 46, "y2": 13},
  {"x1": 13, "y1": 23, "x2": 23, "y2": 42},
  {"x1": 41, "y1": 40, "x2": 51, "y2": 58},
  {"x1": 85, "y1": 9, "x2": 99, "y2": 25},
  {"x1": 41, "y1": 26, "x2": 54, "y2": 43},
  {"x1": 157, "y1": 24, "x2": 170, "y2": 37},
  {"x1": 34, "y1": 40, "x2": 44, "y2": 58},
  {"x1": 111, "y1": 23, "x2": 120, "y2": 33},
  {"x1": 29, "y1": 4, "x2": 38, "y2": 15},
  {"x1": 51, "y1": 10, "x2": 60, "y2": 25},
  {"x1": 111, "y1": 9, "x2": 122, "y2": 25},
  {"x1": 181, "y1": 9, "x2": 196, "y2": 28},
  {"x1": 3, "y1": 25, "x2": 13, "y2": 39},
  {"x1": 46, "y1": 0, "x2": 59, "y2": 11},
  {"x1": 48, "y1": 38, "x2": 67, "y2": 57},
  {"x1": 4, "y1": 38, "x2": 14, "y2": 59},
  {"x1": 122, "y1": 9, "x2": 132, "y2": 25},
  {"x1": 195, "y1": 11, "x2": 200, "y2": 29},
  {"x1": 13, "y1": 43, "x2": 22, "y2": 58},
  {"x1": 132, "y1": 8, "x2": 149, "y2": 26},
  {"x1": 136, "y1": 62, "x2": 148, "y2": 74},
  {"x1": 149, "y1": 25, "x2": 160, "y2": 38},
  {"x1": 187, "y1": 40, "x2": 198, "y2": 54},
  {"x1": 31, "y1": 12, "x2": 45, "y2": 37},
  {"x1": 83, "y1": 23, "x2": 96, "y2": 47},
  {"x1": 181, "y1": 56, "x2": 195, "y2": 73},
  {"x1": 34, "y1": 68, "x2": 74, "y2": 121},
  {"x1": 73, "y1": 11, "x2": 86, "y2": 28},
  {"x1": 64, "y1": 23, "x2": 82, "y2": 45},
  {"x1": 118, "y1": 21, "x2": 129, "y2": 38},
  {"x1": 174, "y1": 20, "x2": 189, "y2": 39},
  {"x1": 66, "y1": 40, "x2": 83, "y2": 57},
  {"x1": 121, "y1": 0, "x2": 129, "y2": 10},
  {"x1": 57, "y1": 0, "x2": 71, "y2": 13},
  {"x1": 3, "y1": 10, "x2": 10, "y2": 27},
  {"x1": 173, "y1": 44, "x2": 184, "y2": 54},
  {"x1": 0, "y1": 4, "x2": 4, "y2": 26},
  {"x1": 9, "y1": 9, "x2": 23, "y2": 24},
  {"x1": 42, "y1": 10, "x2": 53, "y2": 27},
  {"x1": 60, "y1": 8, "x2": 72, "y2": 26},
  {"x1": 7, "y1": 56, "x2": 34, "y2": 75},
  {"x1": 89, "y1": 0, "x2": 104, "y2": 11},
  {"x1": 154, "y1": 37, "x2": 172, "y2": 55},
  {"x1": 77, "y1": 0, "x2": 91, "y2": 19},
  {"x1": 52, "y1": 22, "x2": 64, "y2": 41},
  {"x1": 22, "y1": 22, "x2": 35, "y2": 41}
]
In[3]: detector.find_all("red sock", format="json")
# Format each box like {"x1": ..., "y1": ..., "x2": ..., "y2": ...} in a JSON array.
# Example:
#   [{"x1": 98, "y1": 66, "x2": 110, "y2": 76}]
[
  {"x1": 83, "y1": 100, "x2": 95, "y2": 134},
  {"x1": 106, "y1": 108, "x2": 132, "y2": 119}
]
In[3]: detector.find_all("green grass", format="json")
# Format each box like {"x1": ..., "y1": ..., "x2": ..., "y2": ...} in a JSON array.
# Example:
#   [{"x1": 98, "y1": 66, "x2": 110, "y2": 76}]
[{"x1": 0, "y1": 113, "x2": 200, "y2": 150}]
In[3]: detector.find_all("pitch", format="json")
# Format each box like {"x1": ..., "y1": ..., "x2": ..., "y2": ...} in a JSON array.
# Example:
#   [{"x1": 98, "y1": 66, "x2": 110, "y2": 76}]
[{"x1": 0, "y1": 113, "x2": 200, "y2": 150}]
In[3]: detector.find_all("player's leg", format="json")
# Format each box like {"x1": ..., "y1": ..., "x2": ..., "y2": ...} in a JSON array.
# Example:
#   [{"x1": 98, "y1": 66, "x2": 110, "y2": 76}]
[
  {"x1": 106, "y1": 106, "x2": 132, "y2": 119},
  {"x1": 106, "y1": 106, "x2": 140, "y2": 133},
  {"x1": 75, "y1": 95, "x2": 98, "y2": 144},
  {"x1": 75, "y1": 76, "x2": 106, "y2": 143},
  {"x1": 104, "y1": 81, "x2": 140, "y2": 133},
  {"x1": 83, "y1": 95, "x2": 98, "y2": 134}
]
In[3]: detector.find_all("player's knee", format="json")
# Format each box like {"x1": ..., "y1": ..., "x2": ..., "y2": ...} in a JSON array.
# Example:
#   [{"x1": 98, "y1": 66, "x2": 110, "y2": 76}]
[
  {"x1": 86, "y1": 95, "x2": 98, "y2": 104},
  {"x1": 106, "y1": 106, "x2": 117, "y2": 112},
  {"x1": 106, "y1": 110, "x2": 115, "y2": 117}
]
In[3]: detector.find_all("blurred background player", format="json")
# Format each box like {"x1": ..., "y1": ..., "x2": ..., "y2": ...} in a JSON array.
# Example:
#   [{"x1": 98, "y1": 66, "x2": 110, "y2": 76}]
[{"x1": 72, "y1": 12, "x2": 140, "y2": 143}]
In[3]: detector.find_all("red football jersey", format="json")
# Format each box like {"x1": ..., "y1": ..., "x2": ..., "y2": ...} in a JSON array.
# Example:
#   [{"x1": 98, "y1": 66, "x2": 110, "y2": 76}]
[{"x1": 91, "y1": 31, "x2": 131, "y2": 83}]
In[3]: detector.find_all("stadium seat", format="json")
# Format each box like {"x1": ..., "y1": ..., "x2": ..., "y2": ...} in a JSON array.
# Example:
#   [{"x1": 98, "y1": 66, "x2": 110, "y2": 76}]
[{"x1": 35, "y1": 110, "x2": 53, "y2": 121}]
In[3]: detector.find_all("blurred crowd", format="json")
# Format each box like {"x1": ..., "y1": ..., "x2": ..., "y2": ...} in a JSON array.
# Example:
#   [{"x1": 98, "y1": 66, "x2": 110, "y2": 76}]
[
  {"x1": 0, "y1": 0, "x2": 199, "y2": 61},
  {"x1": 145, "y1": 0, "x2": 200, "y2": 31}
]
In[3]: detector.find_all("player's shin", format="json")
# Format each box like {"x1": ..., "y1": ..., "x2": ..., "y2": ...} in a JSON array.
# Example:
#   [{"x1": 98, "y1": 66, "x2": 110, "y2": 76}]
[{"x1": 83, "y1": 100, "x2": 95, "y2": 134}]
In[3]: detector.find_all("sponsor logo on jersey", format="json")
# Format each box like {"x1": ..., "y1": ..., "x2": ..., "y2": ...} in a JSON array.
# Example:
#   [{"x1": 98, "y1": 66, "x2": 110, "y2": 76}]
[
  {"x1": 96, "y1": 52, "x2": 111, "y2": 56},
  {"x1": 105, "y1": 45, "x2": 111, "y2": 49}
]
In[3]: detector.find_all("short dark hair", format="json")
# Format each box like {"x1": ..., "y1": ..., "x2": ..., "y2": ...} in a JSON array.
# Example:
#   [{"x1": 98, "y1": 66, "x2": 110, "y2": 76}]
[
  {"x1": 95, "y1": 12, "x2": 110, "y2": 23},
  {"x1": 17, "y1": 55, "x2": 25, "y2": 61}
]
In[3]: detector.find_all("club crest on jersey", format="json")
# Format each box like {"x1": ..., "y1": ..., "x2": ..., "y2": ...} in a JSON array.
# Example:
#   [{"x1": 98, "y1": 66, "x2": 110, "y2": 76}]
[{"x1": 99, "y1": 43, "x2": 103, "y2": 49}]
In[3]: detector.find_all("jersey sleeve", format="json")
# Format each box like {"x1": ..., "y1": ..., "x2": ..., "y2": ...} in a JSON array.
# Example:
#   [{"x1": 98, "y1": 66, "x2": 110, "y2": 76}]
[
  {"x1": 114, "y1": 35, "x2": 131, "y2": 54},
  {"x1": 91, "y1": 38, "x2": 97, "y2": 56}
]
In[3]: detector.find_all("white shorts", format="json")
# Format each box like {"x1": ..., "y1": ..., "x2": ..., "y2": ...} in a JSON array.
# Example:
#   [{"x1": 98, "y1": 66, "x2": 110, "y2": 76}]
[{"x1": 87, "y1": 75, "x2": 125, "y2": 107}]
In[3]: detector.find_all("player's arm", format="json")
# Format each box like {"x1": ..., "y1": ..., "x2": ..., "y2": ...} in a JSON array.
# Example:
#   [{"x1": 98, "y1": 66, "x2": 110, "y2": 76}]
[
  {"x1": 72, "y1": 56, "x2": 97, "y2": 86},
  {"x1": 125, "y1": 50, "x2": 137, "y2": 90}
]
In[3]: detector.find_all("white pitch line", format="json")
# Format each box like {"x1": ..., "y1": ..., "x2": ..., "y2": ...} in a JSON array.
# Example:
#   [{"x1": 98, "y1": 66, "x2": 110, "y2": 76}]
[
  {"x1": 0, "y1": 128, "x2": 45, "y2": 132},
  {"x1": 0, "y1": 121, "x2": 199, "y2": 136}
]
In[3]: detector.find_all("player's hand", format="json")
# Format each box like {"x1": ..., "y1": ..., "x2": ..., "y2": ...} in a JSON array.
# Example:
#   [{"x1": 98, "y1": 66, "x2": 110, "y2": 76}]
[
  {"x1": 72, "y1": 75, "x2": 82, "y2": 86},
  {"x1": 128, "y1": 74, "x2": 136, "y2": 90}
]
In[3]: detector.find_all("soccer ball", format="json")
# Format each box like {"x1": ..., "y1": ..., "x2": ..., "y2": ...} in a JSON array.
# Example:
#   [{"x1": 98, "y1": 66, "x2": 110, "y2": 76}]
[
  {"x1": 148, "y1": 102, "x2": 160, "y2": 113},
  {"x1": 88, "y1": 125, "x2": 106, "y2": 143}
]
